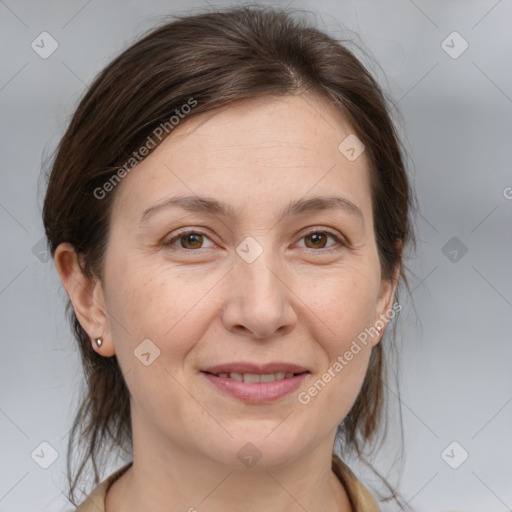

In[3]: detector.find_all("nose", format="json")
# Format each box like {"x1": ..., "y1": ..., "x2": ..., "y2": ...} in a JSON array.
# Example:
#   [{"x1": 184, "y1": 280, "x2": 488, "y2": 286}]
[{"x1": 221, "y1": 249, "x2": 297, "y2": 340}]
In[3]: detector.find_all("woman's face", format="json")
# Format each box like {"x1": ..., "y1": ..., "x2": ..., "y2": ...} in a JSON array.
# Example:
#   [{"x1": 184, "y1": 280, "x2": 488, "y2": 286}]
[{"x1": 96, "y1": 94, "x2": 396, "y2": 468}]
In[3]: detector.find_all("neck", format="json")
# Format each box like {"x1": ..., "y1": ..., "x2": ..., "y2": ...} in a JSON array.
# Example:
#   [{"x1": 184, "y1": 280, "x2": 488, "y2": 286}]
[{"x1": 105, "y1": 420, "x2": 353, "y2": 512}]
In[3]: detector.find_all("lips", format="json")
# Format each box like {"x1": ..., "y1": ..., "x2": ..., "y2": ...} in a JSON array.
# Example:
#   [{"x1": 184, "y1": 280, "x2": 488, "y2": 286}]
[
  {"x1": 201, "y1": 362, "x2": 309, "y2": 375},
  {"x1": 200, "y1": 362, "x2": 310, "y2": 403}
]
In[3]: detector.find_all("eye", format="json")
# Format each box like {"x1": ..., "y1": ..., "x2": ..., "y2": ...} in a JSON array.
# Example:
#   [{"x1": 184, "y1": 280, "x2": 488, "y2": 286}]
[
  {"x1": 295, "y1": 229, "x2": 346, "y2": 252},
  {"x1": 165, "y1": 229, "x2": 215, "y2": 250},
  {"x1": 164, "y1": 228, "x2": 346, "y2": 252}
]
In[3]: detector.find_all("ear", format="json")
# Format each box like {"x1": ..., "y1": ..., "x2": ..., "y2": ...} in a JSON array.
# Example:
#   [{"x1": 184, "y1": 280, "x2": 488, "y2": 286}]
[
  {"x1": 371, "y1": 240, "x2": 402, "y2": 347},
  {"x1": 53, "y1": 242, "x2": 115, "y2": 357}
]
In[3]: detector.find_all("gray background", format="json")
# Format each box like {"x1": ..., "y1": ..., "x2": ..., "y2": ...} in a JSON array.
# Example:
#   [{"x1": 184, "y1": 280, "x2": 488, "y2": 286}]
[{"x1": 1, "y1": 0, "x2": 511, "y2": 511}]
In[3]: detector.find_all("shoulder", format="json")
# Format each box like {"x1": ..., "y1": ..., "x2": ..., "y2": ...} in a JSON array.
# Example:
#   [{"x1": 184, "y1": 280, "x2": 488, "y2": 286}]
[
  {"x1": 332, "y1": 455, "x2": 381, "y2": 512},
  {"x1": 75, "y1": 462, "x2": 133, "y2": 512}
]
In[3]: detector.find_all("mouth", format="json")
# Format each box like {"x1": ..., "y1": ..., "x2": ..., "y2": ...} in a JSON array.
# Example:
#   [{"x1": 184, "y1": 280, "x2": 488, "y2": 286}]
[
  {"x1": 200, "y1": 363, "x2": 310, "y2": 403},
  {"x1": 201, "y1": 370, "x2": 307, "y2": 383}
]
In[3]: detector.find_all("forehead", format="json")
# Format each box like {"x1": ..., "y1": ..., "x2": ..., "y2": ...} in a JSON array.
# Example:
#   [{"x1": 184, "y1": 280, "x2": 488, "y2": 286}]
[{"x1": 111, "y1": 94, "x2": 373, "y2": 226}]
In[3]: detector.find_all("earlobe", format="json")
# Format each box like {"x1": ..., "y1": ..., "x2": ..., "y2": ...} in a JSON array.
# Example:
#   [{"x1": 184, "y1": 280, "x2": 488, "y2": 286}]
[{"x1": 53, "y1": 242, "x2": 116, "y2": 357}]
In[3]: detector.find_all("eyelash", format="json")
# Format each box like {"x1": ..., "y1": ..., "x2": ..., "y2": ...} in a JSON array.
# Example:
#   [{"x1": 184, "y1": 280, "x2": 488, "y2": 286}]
[{"x1": 164, "y1": 228, "x2": 347, "y2": 253}]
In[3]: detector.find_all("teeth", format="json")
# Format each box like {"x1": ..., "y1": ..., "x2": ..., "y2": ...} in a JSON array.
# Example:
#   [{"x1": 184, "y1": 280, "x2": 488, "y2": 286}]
[
  {"x1": 215, "y1": 371, "x2": 298, "y2": 382},
  {"x1": 243, "y1": 373, "x2": 260, "y2": 383}
]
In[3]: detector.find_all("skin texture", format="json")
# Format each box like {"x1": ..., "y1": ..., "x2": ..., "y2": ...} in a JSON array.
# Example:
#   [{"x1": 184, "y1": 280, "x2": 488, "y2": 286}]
[{"x1": 55, "y1": 94, "x2": 398, "y2": 512}]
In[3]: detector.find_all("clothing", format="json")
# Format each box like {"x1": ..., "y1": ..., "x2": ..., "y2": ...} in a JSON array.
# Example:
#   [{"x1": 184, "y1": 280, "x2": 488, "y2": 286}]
[{"x1": 75, "y1": 458, "x2": 380, "y2": 512}]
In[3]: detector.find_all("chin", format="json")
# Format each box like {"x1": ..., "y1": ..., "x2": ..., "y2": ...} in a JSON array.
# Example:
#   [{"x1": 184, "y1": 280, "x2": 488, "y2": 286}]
[{"x1": 204, "y1": 427, "x2": 308, "y2": 469}]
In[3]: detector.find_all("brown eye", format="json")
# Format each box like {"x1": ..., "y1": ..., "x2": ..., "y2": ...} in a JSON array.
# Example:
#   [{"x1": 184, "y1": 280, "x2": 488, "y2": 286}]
[
  {"x1": 304, "y1": 232, "x2": 328, "y2": 249},
  {"x1": 298, "y1": 230, "x2": 343, "y2": 251},
  {"x1": 179, "y1": 233, "x2": 203, "y2": 249},
  {"x1": 166, "y1": 230, "x2": 215, "y2": 250}
]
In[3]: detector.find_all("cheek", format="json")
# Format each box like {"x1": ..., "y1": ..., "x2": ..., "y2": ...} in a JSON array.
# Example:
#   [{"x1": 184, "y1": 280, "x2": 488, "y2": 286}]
[
  {"x1": 296, "y1": 266, "x2": 378, "y2": 412},
  {"x1": 102, "y1": 260, "x2": 218, "y2": 426},
  {"x1": 303, "y1": 263, "x2": 379, "y2": 344},
  {"x1": 104, "y1": 256, "x2": 221, "y2": 363}
]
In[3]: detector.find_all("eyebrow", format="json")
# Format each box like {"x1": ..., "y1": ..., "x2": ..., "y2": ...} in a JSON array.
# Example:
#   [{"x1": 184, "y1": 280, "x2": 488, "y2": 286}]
[{"x1": 140, "y1": 194, "x2": 365, "y2": 228}]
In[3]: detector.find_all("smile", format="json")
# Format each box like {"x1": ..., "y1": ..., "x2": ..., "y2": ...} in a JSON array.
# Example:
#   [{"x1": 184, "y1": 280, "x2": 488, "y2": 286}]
[
  {"x1": 201, "y1": 371, "x2": 309, "y2": 403},
  {"x1": 207, "y1": 371, "x2": 300, "y2": 382}
]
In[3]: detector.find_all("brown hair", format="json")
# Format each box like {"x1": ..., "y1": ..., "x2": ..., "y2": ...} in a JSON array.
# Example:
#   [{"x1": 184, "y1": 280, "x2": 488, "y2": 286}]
[{"x1": 42, "y1": 5, "x2": 417, "y2": 508}]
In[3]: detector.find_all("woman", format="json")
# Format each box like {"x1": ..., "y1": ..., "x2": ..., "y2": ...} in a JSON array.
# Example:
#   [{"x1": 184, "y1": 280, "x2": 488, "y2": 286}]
[{"x1": 43, "y1": 6, "x2": 416, "y2": 511}]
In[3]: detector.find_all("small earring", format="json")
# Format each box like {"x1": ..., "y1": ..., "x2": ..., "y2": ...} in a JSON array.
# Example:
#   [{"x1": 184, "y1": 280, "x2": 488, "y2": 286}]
[
  {"x1": 94, "y1": 337, "x2": 103, "y2": 348},
  {"x1": 376, "y1": 326, "x2": 383, "y2": 333}
]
